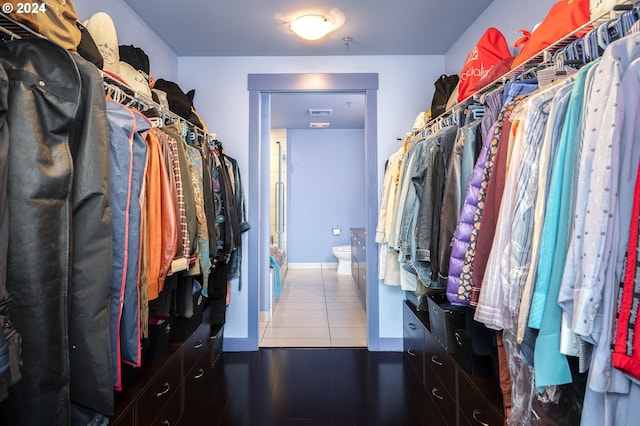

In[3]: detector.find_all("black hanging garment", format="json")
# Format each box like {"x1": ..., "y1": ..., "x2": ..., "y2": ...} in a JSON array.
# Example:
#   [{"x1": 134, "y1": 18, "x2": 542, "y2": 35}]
[
  {"x1": 430, "y1": 74, "x2": 459, "y2": 119},
  {"x1": 0, "y1": 47, "x2": 20, "y2": 405},
  {"x1": 207, "y1": 143, "x2": 241, "y2": 328},
  {"x1": 0, "y1": 38, "x2": 113, "y2": 424}
]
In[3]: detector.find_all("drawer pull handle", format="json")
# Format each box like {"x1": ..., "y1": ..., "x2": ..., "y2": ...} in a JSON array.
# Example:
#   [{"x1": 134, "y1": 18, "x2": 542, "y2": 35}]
[
  {"x1": 156, "y1": 382, "x2": 171, "y2": 398},
  {"x1": 408, "y1": 322, "x2": 417, "y2": 330},
  {"x1": 472, "y1": 409, "x2": 490, "y2": 426},
  {"x1": 455, "y1": 332, "x2": 463, "y2": 346},
  {"x1": 193, "y1": 340, "x2": 204, "y2": 349},
  {"x1": 407, "y1": 349, "x2": 416, "y2": 357},
  {"x1": 431, "y1": 355, "x2": 443, "y2": 366},
  {"x1": 194, "y1": 368, "x2": 205, "y2": 379},
  {"x1": 431, "y1": 387, "x2": 444, "y2": 401}
]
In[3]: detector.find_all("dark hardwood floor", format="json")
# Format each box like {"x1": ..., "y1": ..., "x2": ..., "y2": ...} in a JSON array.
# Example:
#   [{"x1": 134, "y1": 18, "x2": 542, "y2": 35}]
[{"x1": 180, "y1": 348, "x2": 445, "y2": 426}]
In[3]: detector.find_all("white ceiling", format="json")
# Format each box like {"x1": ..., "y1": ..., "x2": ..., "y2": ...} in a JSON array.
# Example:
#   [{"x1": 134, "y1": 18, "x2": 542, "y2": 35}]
[
  {"x1": 121, "y1": 0, "x2": 493, "y2": 129},
  {"x1": 270, "y1": 93, "x2": 365, "y2": 129},
  {"x1": 121, "y1": 0, "x2": 493, "y2": 57}
]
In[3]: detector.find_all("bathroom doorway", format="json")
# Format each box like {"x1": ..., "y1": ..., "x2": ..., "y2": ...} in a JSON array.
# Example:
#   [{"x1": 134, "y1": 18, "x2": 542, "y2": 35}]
[
  {"x1": 247, "y1": 73, "x2": 381, "y2": 350},
  {"x1": 261, "y1": 92, "x2": 367, "y2": 347}
]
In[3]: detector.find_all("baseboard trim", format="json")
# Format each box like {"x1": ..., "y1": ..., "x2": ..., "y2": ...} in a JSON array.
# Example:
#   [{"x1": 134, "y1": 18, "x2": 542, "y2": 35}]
[{"x1": 287, "y1": 262, "x2": 337, "y2": 269}]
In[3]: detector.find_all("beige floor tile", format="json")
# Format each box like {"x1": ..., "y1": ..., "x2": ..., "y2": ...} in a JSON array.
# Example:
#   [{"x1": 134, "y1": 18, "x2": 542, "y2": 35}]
[
  {"x1": 263, "y1": 327, "x2": 329, "y2": 339},
  {"x1": 328, "y1": 316, "x2": 367, "y2": 328},
  {"x1": 327, "y1": 306, "x2": 366, "y2": 319},
  {"x1": 330, "y1": 327, "x2": 366, "y2": 339},
  {"x1": 259, "y1": 267, "x2": 367, "y2": 348},
  {"x1": 272, "y1": 308, "x2": 328, "y2": 319},
  {"x1": 273, "y1": 301, "x2": 326, "y2": 312},
  {"x1": 324, "y1": 295, "x2": 362, "y2": 304},
  {"x1": 326, "y1": 301, "x2": 365, "y2": 311},
  {"x1": 268, "y1": 316, "x2": 329, "y2": 328},
  {"x1": 278, "y1": 290, "x2": 325, "y2": 302},
  {"x1": 324, "y1": 282, "x2": 358, "y2": 289}
]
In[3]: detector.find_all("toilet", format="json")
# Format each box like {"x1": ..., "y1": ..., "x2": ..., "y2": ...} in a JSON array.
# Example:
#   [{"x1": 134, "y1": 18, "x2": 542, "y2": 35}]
[{"x1": 331, "y1": 245, "x2": 352, "y2": 275}]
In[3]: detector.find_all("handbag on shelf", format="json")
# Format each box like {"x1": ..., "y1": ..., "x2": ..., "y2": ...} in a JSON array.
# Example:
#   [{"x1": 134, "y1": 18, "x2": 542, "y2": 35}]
[
  {"x1": 430, "y1": 74, "x2": 459, "y2": 119},
  {"x1": 457, "y1": 27, "x2": 511, "y2": 102}
]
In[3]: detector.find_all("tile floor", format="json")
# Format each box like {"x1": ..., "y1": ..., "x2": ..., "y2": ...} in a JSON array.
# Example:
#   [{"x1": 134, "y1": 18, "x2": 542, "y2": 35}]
[{"x1": 259, "y1": 266, "x2": 367, "y2": 348}]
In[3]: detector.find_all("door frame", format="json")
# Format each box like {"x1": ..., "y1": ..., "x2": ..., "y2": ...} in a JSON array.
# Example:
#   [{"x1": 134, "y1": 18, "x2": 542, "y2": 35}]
[{"x1": 238, "y1": 73, "x2": 380, "y2": 351}]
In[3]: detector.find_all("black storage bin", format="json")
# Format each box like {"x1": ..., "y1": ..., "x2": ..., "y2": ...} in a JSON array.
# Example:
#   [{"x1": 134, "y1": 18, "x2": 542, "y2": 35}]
[
  {"x1": 463, "y1": 306, "x2": 496, "y2": 356},
  {"x1": 171, "y1": 289, "x2": 205, "y2": 341},
  {"x1": 146, "y1": 316, "x2": 172, "y2": 362},
  {"x1": 427, "y1": 296, "x2": 465, "y2": 353},
  {"x1": 452, "y1": 328, "x2": 494, "y2": 376}
]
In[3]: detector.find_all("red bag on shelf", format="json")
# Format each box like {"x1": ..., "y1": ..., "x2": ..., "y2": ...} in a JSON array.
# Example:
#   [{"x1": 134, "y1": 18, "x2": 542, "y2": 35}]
[
  {"x1": 457, "y1": 27, "x2": 511, "y2": 102},
  {"x1": 512, "y1": 0, "x2": 591, "y2": 69}
]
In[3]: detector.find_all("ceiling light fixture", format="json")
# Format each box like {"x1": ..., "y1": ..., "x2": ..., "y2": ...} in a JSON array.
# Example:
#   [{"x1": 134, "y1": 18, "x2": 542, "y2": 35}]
[{"x1": 289, "y1": 14, "x2": 334, "y2": 40}]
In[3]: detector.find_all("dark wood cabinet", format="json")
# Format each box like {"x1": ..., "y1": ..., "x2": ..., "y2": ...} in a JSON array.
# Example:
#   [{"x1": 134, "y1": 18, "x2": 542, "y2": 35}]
[
  {"x1": 110, "y1": 308, "x2": 222, "y2": 426},
  {"x1": 403, "y1": 300, "x2": 504, "y2": 426},
  {"x1": 350, "y1": 228, "x2": 367, "y2": 309}
]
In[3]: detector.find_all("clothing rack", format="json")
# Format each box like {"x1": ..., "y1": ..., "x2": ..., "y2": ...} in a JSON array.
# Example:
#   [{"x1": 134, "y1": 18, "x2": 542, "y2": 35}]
[
  {"x1": 102, "y1": 73, "x2": 213, "y2": 144},
  {"x1": 423, "y1": 0, "x2": 639, "y2": 133},
  {"x1": 0, "y1": 11, "x2": 45, "y2": 40},
  {"x1": 0, "y1": 11, "x2": 216, "y2": 145}
]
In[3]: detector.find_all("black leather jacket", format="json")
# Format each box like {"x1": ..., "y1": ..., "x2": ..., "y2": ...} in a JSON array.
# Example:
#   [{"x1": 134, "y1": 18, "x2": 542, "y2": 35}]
[
  {"x1": 0, "y1": 52, "x2": 22, "y2": 405},
  {"x1": 0, "y1": 39, "x2": 113, "y2": 424}
]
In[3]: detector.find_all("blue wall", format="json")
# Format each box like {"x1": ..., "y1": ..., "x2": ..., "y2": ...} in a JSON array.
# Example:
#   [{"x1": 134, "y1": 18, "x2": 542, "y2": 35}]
[
  {"x1": 74, "y1": 0, "x2": 178, "y2": 81},
  {"x1": 287, "y1": 129, "x2": 366, "y2": 263}
]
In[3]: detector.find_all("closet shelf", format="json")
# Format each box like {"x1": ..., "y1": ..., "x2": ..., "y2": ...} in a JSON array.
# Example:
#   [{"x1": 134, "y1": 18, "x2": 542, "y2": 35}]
[
  {"x1": 430, "y1": 0, "x2": 636, "y2": 128},
  {"x1": 102, "y1": 73, "x2": 212, "y2": 143},
  {"x1": 0, "y1": 11, "x2": 214, "y2": 143},
  {"x1": 0, "y1": 11, "x2": 44, "y2": 40}
]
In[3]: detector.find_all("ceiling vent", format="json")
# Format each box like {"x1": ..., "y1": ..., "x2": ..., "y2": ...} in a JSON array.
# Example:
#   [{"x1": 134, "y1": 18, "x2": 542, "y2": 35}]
[
  {"x1": 309, "y1": 122, "x2": 330, "y2": 129},
  {"x1": 307, "y1": 108, "x2": 333, "y2": 117}
]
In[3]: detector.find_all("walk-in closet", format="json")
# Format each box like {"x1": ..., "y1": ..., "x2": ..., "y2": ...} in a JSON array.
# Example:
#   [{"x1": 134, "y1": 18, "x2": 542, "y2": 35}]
[{"x1": 1, "y1": 1, "x2": 640, "y2": 425}]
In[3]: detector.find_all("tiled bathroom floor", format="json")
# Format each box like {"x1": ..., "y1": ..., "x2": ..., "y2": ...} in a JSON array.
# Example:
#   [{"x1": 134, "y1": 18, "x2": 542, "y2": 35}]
[{"x1": 259, "y1": 266, "x2": 367, "y2": 347}]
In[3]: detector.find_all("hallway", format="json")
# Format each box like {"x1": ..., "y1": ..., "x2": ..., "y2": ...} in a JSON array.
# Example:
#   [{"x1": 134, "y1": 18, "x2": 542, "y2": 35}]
[{"x1": 260, "y1": 267, "x2": 367, "y2": 348}]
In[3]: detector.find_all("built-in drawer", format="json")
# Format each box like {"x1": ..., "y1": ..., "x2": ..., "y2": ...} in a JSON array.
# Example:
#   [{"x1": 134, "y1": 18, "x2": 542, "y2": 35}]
[
  {"x1": 403, "y1": 302, "x2": 425, "y2": 383},
  {"x1": 424, "y1": 365, "x2": 456, "y2": 426},
  {"x1": 184, "y1": 347, "x2": 211, "y2": 401},
  {"x1": 424, "y1": 329, "x2": 456, "y2": 399},
  {"x1": 137, "y1": 353, "x2": 182, "y2": 426},
  {"x1": 183, "y1": 320, "x2": 210, "y2": 372},
  {"x1": 150, "y1": 382, "x2": 182, "y2": 426},
  {"x1": 458, "y1": 372, "x2": 503, "y2": 426}
]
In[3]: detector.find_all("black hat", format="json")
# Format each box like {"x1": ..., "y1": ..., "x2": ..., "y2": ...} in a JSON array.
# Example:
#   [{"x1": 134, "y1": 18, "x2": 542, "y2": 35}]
[
  {"x1": 153, "y1": 79, "x2": 202, "y2": 128},
  {"x1": 76, "y1": 21, "x2": 103, "y2": 69},
  {"x1": 119, "y1": 45, "x2": 150, "y2": 77}
]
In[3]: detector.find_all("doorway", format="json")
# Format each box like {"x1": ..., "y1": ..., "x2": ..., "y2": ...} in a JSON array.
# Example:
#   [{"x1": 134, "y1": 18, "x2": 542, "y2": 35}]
[
  {"x1": 247, "y1": 73, "x2": 380, "y2": 350},
  {"x1": 260, "y1": 92, "x2": 367, "y2": 347}
]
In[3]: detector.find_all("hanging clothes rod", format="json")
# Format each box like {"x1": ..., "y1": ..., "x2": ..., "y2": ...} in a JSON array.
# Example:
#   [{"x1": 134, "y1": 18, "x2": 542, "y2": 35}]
[
  {"x1": 422, "y1": 0, "x2": 638, "y2": 134},
  {"x1": 102, "y1": 73, "x2": 212, "y2": 143},
  {"x1": 0, "y1": 11, "x2": 215, "y2": 144},
  {"x1": 0, "y1": 11, "x2": 45, "y2": 40}
]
